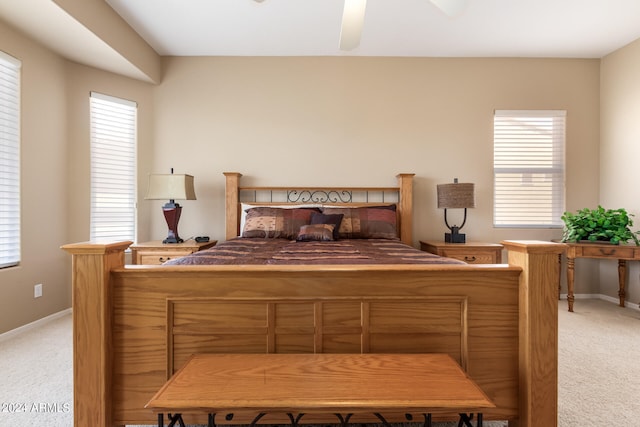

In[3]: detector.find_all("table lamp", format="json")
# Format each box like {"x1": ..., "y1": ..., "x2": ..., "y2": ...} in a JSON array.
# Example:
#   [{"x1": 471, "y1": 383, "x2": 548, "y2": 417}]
[
  {"x1": 145, "y1": 169, "x2": 196, "y2": 243},
  {"x1": 437, "y1": 178, "x2": 475, "y2": 243}
]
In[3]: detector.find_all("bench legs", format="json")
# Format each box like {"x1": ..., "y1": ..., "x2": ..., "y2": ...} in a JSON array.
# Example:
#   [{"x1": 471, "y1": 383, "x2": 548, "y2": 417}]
[
  {"x1": 460, "y1": 412, "x2": 483, "y2": 427},
  {"x1": 156, "y1": 412, "x2": 185, "y2": 427},
  {"x1": 374, "y1": 412, "x2": 483, "y2": 427},
  {"x1": 157, "y1": 412, "x2": 484, "y2": 427}
]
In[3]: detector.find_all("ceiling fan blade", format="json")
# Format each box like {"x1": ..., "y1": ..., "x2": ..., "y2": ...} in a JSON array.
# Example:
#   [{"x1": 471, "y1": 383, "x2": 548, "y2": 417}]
[
  {"x1": 339, "y1": 0, "x2": 367, "y2": 51},
  {"x1": 430, "y1": 0, "x2": 469, "y2": 17}
]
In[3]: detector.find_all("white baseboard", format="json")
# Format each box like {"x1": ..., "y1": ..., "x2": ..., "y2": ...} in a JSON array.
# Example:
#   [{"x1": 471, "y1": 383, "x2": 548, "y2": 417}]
[
  {"x1": 559, "y1": 293, "x2": 640, "y2": 311},
  {"x1": 0, "y1": 308, "x2": 72, "y2": 343}
]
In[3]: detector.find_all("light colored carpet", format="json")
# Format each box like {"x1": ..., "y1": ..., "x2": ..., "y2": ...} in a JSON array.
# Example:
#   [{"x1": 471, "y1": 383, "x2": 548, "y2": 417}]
[
  {"x1": 557, "y1": 299, "x2": 640, "y2": 426},
  {"x1": 0, "y1": 313, "x2": 72, "y2": 427},
  {"x1": 0, "y1": 299, "x2": 637, "y2": 427}
]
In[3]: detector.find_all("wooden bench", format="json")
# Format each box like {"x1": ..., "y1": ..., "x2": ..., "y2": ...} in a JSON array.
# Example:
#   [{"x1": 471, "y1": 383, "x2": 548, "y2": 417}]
[{"x1": 145, "y1": 353, "x2": 495, "y2": 427}]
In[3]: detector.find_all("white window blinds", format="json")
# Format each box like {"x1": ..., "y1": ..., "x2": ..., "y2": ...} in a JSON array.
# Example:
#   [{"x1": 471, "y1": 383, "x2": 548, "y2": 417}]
[
  {"x1": 0, "y1": 51, "x2": 21, "y2": 269},
  {"x1": 90, "y1": 92, "x2": 137, "y2": 242},
  {"x1": 493, "y1": 110, "x2": 566, "y2": 228}
]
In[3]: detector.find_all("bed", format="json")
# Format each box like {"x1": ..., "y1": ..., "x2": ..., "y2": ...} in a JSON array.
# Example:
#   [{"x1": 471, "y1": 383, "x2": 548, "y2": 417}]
[{"x1": 62, "y1": 172, "x2": 565, "y2": 427}]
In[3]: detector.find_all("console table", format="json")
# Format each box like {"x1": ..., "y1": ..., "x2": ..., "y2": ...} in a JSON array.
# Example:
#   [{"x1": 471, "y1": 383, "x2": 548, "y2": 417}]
[
  {"x1": 146, "y1": 353, "x2": 494, "y2": 427},
  {"x1": 563, "y1": 241, "x2": 640, "y2": 312}
]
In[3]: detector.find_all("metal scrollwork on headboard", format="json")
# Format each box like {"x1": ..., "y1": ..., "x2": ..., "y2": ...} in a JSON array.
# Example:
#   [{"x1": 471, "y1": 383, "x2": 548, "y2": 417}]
[{"x1": 287, "y1": 190, "x2": 353, "y2": 203}]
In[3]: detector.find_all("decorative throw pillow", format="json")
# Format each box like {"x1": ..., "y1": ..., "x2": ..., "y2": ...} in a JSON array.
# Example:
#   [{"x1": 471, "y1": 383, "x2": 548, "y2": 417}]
[
  {"x1": 296, "y1": 224, "x2": 335, "y2": 242},
  {"x1": 310, "y1": 212, "x2": 344, "y2": 240},
  {"x1": 242, "y1": 207, "x2": 319, "y2": 239},
  {"x1": 239, "y1": 203, "x2": 321, "y2": 236},
  {"x1": 321, "y1": 205, "x2": 398, "y2": 240}
]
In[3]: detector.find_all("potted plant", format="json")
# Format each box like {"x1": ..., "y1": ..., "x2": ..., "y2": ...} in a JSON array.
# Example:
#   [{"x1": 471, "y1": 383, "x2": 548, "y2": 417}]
[{"x1": 561, "y1": 206, "x2": 640, "y2": 245}]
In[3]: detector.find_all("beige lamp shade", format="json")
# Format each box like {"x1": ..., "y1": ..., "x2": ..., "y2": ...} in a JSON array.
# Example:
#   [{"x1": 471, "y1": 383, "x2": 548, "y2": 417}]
[
  {"x1": 437, "y1": 181, "x2": 475, "y2": 209},
  {"x1": 145, "y1": 174, "x2": 196, "y2": 201}
]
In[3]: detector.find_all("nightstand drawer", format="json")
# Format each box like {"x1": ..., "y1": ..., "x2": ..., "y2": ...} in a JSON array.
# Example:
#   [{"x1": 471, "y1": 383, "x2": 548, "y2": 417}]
[
  {"x1": 441, "y1": 252, "x2": 496, "y2": 264},
  {"x1": 420, "y1": 240, "x2": 503, "y2": 264},
  {"x1": 139, "y1": 252, "x2": 189, "y2": 265},
  {"x1": 130, "y1": 240, "x2": 217, "y2": 265}
]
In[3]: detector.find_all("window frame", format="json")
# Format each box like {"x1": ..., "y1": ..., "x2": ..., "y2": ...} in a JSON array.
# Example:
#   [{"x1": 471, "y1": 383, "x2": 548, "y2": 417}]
[
  {"x1": 0, "y1": 51, "x2": 21, "y2": 269},
  {"x1": 89, "y1": 92, "x2": 138, "y2": 243},
  {"x1": 493, "y1": 109, "x2": 566, "y2": 229}
]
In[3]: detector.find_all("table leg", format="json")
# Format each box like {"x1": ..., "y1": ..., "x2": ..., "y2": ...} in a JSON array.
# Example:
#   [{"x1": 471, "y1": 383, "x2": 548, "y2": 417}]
[
  {"x1": 618, "y1": 259, "x2": 626, "y2": 307},
  {"x1": 566, "y1": 256, "x2": 575, "y2": 312},
  {"x1": 557, "y1": 253, "x2": 562, "y2": 300}
]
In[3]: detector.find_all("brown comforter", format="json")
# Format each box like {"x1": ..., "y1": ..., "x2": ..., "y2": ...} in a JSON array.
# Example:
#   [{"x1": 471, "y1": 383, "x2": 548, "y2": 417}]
[{"x1": 163, "y1": 238, "x2": 466, "y2": 266}]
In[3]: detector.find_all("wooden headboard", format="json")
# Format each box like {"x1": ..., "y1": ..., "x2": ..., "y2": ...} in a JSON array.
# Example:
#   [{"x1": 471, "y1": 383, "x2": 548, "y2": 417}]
[{"x1": 223, "y1": 173, "x2": 415, "y2": 245}]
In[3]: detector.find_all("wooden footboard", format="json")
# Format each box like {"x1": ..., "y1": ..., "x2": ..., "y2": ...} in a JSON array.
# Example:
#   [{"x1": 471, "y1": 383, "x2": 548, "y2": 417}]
[{"x1": 62, "y1": 240, "x2": 564, "y2": 427}]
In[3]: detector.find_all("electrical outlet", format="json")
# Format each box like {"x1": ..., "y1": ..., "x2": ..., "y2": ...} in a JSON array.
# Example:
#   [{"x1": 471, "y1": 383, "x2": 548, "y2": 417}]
[{"x1": 34, "y1": 283, "x2": 43, "y2": 298}]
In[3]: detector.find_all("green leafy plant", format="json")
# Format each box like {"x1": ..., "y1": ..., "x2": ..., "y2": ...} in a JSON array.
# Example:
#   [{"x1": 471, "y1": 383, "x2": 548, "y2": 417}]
[{"x1": 561, "y1": 206, "x2": 640, "y2": 245}]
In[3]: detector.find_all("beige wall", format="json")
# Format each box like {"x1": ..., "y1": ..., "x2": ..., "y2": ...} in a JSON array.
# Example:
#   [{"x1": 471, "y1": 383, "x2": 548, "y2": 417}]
[
  {"x1": 0, "y1": 21, "x2": 70, "y2": 333},
  {"x1": 600, "y1": 38, "x2": 640, "y2": 304},
  {"x1": 151, "y1": 56, "x2": 600, "y2": 250},
  {"x1": 65, "y1": 62, "x2": 155, "y2": 246},
  {"x1": 0, "y1": 19, "x2": 154, "y2": 334}
]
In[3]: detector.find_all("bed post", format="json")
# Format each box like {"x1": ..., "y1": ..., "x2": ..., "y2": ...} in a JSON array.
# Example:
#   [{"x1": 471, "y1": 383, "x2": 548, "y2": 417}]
[
  {"x1": 61, "y1": 241, "x2": 131, "y2": 427},
  {"x1": 501, "y1": 240, "x2": 566, "y2": 427},
  {"x1": 396, "y1": 173, "x2": 415, "y2": 246},
  {"x1": 224, "y1": 172, "x2": 242, "y2": 240}
]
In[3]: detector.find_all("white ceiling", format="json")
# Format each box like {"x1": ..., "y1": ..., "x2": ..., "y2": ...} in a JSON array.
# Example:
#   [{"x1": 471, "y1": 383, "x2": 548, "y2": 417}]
[
  {"x1": 1, "y1": 0, "x2": 640, "y2": 83},
  {"x1": 105, "y1": 0, "x2": 640, "y2": 58}
]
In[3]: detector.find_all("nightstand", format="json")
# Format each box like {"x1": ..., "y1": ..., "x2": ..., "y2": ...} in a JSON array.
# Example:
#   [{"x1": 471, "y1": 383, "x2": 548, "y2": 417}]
[
  {"x1": 130, "y1": 240, "x2": 217, "y2": 265},
  {"x1": 420, "y1": 240, "x2": 503, "y2": 264}
]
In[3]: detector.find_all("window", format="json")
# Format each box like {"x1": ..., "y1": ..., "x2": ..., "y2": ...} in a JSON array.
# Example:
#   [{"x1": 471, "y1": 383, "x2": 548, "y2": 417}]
[
  {"x1": 90, "y1": 92, "x2": 137, "y2": 242},
  {"x1": 0, "y1": 51, "x2": 21, "y2": 269},
  {"x1": 493, "y1": 110, "x2": 566, "y2": 228}
]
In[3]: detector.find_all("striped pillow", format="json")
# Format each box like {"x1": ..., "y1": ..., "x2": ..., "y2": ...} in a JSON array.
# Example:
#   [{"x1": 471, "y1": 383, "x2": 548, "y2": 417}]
[
  {"x1": 321, "y1": 206, "x2": 398, "y2": 240},
  {"x1": 242, "y1": 207, "x2": 319, "y2": 239}
]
